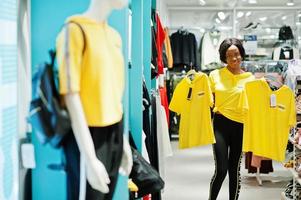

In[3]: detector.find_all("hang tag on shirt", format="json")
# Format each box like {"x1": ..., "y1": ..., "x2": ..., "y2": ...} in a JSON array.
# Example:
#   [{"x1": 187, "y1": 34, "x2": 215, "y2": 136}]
[
  {"x1": 270, "y1": 94, "x2": 277, "y2": 108},
  {"x1": 21, "y1": 143, "x2": 36, "y2": 169}
]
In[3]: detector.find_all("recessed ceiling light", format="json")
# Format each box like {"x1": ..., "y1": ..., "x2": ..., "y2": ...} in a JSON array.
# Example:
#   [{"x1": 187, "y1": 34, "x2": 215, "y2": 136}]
[
  {"x1": 246, "y1": 11, "x2": 252, "y2": 17},
  {"x1": 215, "y1": 18, "x2": 221, "y2": 24},
  {"x1": 237, "y1": 11, "x2": 244, "y2": 18},
  {"x1": 248, "y1": 0, "x2": 257, "y2": 4},
  {"x1": 281, "y1": 16, "x2": 287, "y2": 20},
  {"x1": 265, "y1": 28, "x2": 271, "y2": 33},
  {"x1": 259, "y1": 17, "x2": 267, "y2": 21},
  {"x1": 298, "y1": 13, "x2": 301, "y2": 17},
  {"x1": 199, "y1": 0, "x2": 206, "y2": 6},
  {"x1": 287, "y1": 0, "x2": 294, "y2": 6},
  {"x1": 218, "y1": 12, "x2": 226, "y2": 20}
]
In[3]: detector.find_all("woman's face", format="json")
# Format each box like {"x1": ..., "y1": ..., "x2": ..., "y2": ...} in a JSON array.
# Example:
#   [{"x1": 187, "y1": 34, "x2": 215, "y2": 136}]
[{"x1": 225, "y1": 45, "x2": 242, "y2": 69}]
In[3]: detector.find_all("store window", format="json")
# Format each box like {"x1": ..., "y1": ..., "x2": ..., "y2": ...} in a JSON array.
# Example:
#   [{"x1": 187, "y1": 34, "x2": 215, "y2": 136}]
[{"x1": 0, "y1": 0, "x2": 19, "y2": 199}]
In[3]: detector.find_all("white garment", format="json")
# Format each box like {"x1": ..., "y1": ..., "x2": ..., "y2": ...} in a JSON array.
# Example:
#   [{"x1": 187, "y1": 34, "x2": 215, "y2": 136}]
[
  {"x1": 284, "y1": 59, "x2": 301, "y2": 91},
  {"x1": 201, "y1": 31, "x2": 226, "y2": 69},
  {"x1": 155, "y1": 95, "x2": 173, "y2": 180},
  {"x1": 141, "y1": 130, "x2": 150, "y2": 163}
]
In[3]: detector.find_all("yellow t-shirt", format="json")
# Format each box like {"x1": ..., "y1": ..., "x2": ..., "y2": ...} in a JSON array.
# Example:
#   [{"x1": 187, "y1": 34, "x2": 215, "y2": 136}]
[
  {"x1": 239, "y1": 79, "x2": 296, "y2": 161},
  {"x1": 56, "y1": 16, "x2": 124, "y2": 127},
  {"x1": 169, "y1": 72, "x2": 215, "y2": 149},
  {"x1": 209, "y1": 67, "x2": 254, "y2": 123}
]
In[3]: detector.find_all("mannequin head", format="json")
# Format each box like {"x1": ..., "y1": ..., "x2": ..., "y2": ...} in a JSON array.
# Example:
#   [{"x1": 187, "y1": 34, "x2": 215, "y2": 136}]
[
  {"x1": 84, "y1": 0, "x2": 128, "y2": 22},
  {"x1": 110, "y1": 0, "x2": 128, "y2": 9}
]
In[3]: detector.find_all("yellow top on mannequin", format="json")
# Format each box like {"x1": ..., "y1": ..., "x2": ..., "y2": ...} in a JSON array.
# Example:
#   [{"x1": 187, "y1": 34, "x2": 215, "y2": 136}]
[
  {"x1": 57, "y1": 15, "x2": 124, "y2": 126},
  {"x1": 56, "y1": 0, "x2": 132, "y2": 195}
]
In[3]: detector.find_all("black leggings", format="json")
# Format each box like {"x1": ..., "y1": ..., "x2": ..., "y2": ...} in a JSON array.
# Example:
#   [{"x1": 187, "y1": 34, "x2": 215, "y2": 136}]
[{"x1": 208, "y1": 114, "x2": 243, "y2": 200}]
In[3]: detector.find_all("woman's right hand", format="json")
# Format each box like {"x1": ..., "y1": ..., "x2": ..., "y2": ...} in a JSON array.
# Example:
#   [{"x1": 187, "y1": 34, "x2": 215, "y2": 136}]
[{"x1": 86, "y1": 157, "x2": 110, "y2": 193}]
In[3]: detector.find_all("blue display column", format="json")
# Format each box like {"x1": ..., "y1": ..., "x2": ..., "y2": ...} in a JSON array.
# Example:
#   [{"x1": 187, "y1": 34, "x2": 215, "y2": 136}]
[
  {"x1": 129, "y1": 0, "x2": 144, "y2": 151},
  {"x1": 143, "y1": 0, "x2": 152, "y2": 91},
  {"x1": 31, "y1": 1, "x2": 130, "y2": 199}
]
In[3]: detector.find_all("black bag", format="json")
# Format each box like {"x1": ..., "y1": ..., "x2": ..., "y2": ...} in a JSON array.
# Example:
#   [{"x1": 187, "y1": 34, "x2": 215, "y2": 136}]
[
  {"x1": 129, "y1": 147, "x2": 165, "y2": 198},
  {"x1": 28, "y1": 22, "x2": 86, "y2": 148}
]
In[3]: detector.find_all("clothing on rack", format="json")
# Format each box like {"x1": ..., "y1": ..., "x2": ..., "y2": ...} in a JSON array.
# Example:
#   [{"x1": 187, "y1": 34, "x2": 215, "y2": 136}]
[
  {"x1": 156, "y1": 94, "x2": 173, "y2": 181},
  {"x1": 170, "y1": 28, "x2": 198, "y2": 68},
  {"x1": 239, "y1": 78, "x2": 296, "y2": 161},
  {"x1": 159, "y1": 86, "x2": 169, "y2": 125},
  {"x1": 156, "y1": 13, "x2": 165, "y2": 75},
  {"x1": 284, "y1": 59, "x2": 301, "y2": 91},
  {"x1": 200, "y1": 30, "x2": 226, "y2": 71},
  {"x1": 169, "y1": 72, "x2": 215, "y2": 148},
  {"x1": 164, "y1": 28, "x2": 173, "y2": 68},
  {"x1": 272, "y1": 46, "x2": 299, "y2": 61},
  {"x1": 244, "y1": 152, "x2": 274, "y2": 174}
]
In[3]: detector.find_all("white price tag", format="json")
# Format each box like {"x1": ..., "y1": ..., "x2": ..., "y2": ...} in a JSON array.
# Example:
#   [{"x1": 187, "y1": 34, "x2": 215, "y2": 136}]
[
  {"x1": 270, "y1": 94, "x2": 277, "y2": 107},
  {"x1": 21, "y1": 143, "x2": 36, "y2": 169}
]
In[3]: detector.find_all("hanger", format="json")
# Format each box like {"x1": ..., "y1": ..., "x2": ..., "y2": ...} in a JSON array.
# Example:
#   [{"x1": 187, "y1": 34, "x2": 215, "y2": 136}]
[
  {"x1": 186, "y1": 63, "x2": 196, "y2": 80},
  {"x1": 264, "y1": 74, "x2": 283, "y2": 90}
]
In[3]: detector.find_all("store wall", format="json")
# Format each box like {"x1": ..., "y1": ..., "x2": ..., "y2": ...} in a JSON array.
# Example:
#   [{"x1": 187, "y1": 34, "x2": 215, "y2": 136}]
[
  {"x1": 157, "y1": 0, "x2": 170, "y2": 27},
  {"x1": 0, "y1": 0, "x2": 19, "y2": 200}
]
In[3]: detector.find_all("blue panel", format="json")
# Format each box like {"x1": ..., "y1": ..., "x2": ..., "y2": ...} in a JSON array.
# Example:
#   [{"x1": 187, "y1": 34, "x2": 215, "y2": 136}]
[
  {"x1": 143, "y1": 0, "x2": 152, "y2": 91},
  {"x1": 31, "y1": 1, "x2": 89, "y2": 200},
  {"x1": 130, "y1": 0, "x2": 143, "y2": 151},
  {"x1": 109, "y1": 8, "x2": 130, "y2": 200}
]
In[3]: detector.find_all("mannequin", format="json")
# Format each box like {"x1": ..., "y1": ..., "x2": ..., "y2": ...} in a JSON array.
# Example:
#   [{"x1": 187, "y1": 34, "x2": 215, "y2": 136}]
[{"x1": 56, "y1": 0, "x2": 132, "y2": 199}]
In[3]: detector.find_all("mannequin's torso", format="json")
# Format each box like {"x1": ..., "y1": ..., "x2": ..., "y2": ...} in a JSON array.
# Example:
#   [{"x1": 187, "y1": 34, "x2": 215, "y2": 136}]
[{"x1": 56, "y1": 0, "x2": 131, "y2": 197}]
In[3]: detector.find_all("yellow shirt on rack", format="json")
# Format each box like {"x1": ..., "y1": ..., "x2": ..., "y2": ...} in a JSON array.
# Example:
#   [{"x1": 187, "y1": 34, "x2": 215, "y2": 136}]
[
  {"x1": 209, "y1": 67, "x2": 254, "y2": 123},
  {"x1": 56, "y1": 16, "x2": 124, "y2": 127},
  {"x1": 238, "y1": 78, "x2": 296, "y2": 161},
  {"x1": 169, "y1": 72, "x2": 215, "y2": 149}
]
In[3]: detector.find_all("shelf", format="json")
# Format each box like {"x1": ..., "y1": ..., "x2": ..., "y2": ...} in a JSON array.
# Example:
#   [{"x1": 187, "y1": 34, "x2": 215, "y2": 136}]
[
  {"x1": 289, "y1": 137, "x2": 301, "y2": 150},
  {"x1": 281, "y1": 192, "x2": 291, "y2": 200},
  {"x1": 288, "y1": 168, "x2": 301, "y2": 185}
]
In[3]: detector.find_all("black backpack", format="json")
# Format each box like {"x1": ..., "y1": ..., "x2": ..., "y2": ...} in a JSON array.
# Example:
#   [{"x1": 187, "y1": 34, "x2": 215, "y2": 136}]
[{"x1": 28, "y1": 22, "x2": 86, "y2": 148}]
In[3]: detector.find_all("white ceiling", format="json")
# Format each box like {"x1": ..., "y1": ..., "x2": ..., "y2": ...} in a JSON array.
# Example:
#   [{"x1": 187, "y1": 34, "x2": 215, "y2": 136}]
[
  {"x1": 164, "y1": 0, "x2": 301, "y2": 41},
  {"x1": 165, "y1": 0, "x2": 301, "y2": 7}
]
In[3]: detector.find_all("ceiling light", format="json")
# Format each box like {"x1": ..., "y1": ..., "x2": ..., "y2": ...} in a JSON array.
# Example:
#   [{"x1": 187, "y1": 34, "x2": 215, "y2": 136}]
[
  {"x1": 281, "y1": 16, "x2": 287, "y2": 20},
  {"x1": 237, "y1": 11, "x2": 244, "y2": 18},
  {"x1": 246, "y1": 11, "x2": 252, "y2": 17},
  {"x1": 287, "y1": 0, "x2": 294, "y2": 6},
  {"x1": 296, "y1": 22, "x2": 301, "y2": 26},
  {"x1": 259, "y1": 17, "x2": 267, "y2": 21},
  {"x1": 248, "y1": 0, "x2": 257, "y2": 4},
  {"x1": 199, "y1": 0, "x2": 206, "y2": 6},
  {"x1": 215, "y1": 18, "x2": 221, "y2": 24},
  {"x1": 218, "y1": 12, "x2": 226, "y2": 20},
  {"x1": 265, "y1": 28, "x2": 271, "y2": 33},
  {"x1": 235, "y1": 20, "x2": 239, "y2": 24},
  {"x1": 298, "y1": 13, "x2": 301, "y2": 17}
]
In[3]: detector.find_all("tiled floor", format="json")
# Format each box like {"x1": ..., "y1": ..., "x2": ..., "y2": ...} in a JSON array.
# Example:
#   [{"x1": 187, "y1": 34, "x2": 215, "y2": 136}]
[{"x1": 162, "y1": 141, "x2": 292, "y2": 200}]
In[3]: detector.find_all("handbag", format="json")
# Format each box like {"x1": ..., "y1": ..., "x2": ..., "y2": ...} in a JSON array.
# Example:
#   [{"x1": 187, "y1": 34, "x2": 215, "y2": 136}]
[{"x1": 129, "y1": 147, "x2": 165, "y2": 198}]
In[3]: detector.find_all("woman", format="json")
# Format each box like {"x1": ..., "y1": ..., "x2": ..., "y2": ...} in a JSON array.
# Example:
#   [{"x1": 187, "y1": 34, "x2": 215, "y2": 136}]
[{"x1": 208, "y1": 38, "x2": 254, "y2": 200}]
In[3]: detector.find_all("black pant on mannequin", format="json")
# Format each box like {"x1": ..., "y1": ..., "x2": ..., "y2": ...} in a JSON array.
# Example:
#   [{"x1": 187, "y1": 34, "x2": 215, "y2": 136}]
[{"x1": 63, "y1": 120, "x2": 124, "y2": 200}]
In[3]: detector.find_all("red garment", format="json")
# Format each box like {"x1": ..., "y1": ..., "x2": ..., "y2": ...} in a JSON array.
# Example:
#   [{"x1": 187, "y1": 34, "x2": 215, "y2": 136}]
[
  {"x1": 156, "y1": 13, "x2": 165, "y2": 75},
  {"x1": 159, "y1": 87, "x2": 169, "y2": 125}
]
